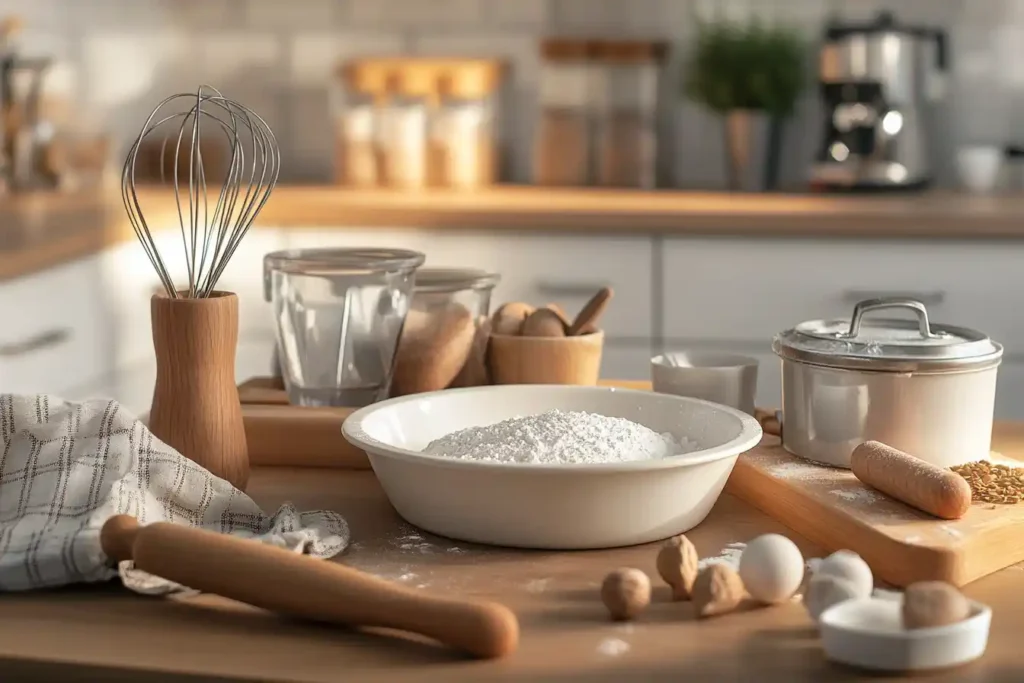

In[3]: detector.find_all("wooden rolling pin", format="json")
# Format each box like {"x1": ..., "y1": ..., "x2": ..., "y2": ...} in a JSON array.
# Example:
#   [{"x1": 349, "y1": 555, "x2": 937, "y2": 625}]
[
  {"x1": 850, "y1": 441, "x2": 972, "y2": 520},
  {"x1": 100, "y1": 515, "x2": 519, "y2": 659}
]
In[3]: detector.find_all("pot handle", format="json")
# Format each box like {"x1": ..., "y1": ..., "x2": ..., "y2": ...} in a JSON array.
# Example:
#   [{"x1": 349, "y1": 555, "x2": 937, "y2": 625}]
[{"x1": 841, "y1": 298, "x2": 943, "y2": 340}]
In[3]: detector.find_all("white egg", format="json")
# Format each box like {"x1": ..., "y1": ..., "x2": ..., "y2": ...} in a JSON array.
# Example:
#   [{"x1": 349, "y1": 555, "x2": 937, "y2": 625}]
[
  {"x1": 738, "y1": 533, "x2": 805, "y2": 604},
  {"x1": 814, "y1": 550, "x2": 873, "y2": 598},
  {"x1": 804, "y1": 573, "x2": 861, "y2": 622}
]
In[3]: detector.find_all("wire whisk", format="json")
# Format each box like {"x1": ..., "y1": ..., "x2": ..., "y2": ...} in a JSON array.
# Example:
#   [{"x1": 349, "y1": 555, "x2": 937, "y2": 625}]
[{"x1": 122, "y1": 85, "x2": 281, "y2": 299}]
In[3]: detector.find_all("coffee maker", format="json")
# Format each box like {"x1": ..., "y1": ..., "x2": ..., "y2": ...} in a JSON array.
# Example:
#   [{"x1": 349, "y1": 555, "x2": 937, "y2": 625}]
[{"x1": 810, "y1": 12, "x2": 948, "y2": 191}]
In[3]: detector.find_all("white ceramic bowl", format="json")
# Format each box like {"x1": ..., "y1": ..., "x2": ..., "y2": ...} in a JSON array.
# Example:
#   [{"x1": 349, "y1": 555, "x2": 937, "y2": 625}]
[
  {"x1": 820, "y1": 597, "x2": 992, "y2": 672},
  {"x1": 342, "y1": 385, "x2": 763, "y2": 549}
]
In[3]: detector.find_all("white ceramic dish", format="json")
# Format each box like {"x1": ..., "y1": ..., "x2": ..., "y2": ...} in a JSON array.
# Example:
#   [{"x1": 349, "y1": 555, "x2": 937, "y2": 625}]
[
  {"x1": 651, "y1": 351, "x2": 759, "y2": 415},
  {"x1": 820, "y1": 597, "x2": 992, "y2": 672},
  {"x1": 342, "y1": 385, "x2": 763, "y2": 549}
]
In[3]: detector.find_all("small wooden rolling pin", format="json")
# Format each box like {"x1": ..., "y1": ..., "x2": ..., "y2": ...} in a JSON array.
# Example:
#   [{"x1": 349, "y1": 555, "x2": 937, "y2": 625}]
[
  {"x1": 100, "y1": 515, "x2": 519, "y2": 659},
  {"x1": 851, "y1": 441, "x2": 972, "y2": 520}
]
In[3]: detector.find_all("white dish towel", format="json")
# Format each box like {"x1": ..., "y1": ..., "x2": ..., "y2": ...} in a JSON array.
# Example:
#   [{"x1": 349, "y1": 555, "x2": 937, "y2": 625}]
[{"x1": 0, "y1": 394, "x2": 349, "y2": 593}]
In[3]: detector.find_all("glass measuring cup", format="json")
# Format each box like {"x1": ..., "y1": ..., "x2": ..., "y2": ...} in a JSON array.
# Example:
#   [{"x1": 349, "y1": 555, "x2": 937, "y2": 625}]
[{"x1": 264, "y1": 248, "x2": 425, "y2": 407}]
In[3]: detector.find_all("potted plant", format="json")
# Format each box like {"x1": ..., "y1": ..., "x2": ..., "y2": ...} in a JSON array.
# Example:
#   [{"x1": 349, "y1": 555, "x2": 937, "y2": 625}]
[{"x1": 683, "y1": 19, "x2": 807, "y2": 191}]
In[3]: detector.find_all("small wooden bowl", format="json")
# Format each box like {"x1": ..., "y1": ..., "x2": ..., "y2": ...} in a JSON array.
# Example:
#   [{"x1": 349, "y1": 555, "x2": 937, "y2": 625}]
[{"x1": 488, "y1": 330, "x2": 604, "y2": 385}]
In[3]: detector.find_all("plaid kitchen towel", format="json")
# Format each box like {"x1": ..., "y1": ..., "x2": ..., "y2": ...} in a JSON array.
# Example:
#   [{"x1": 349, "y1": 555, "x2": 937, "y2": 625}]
[{"x1": 0, "y1": 394, "x2": 349, "y2": 593}]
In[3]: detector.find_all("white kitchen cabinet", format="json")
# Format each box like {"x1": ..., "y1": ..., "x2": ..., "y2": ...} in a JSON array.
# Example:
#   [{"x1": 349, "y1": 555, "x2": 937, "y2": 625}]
[
  {"x1": 282, "y1": 229, "x2": 655, "y2": 341},
  {"x1": 0, "y1": 255, "x2": 116, "y2": 397},
  {"x1": 423, "y1": 232, "x2": 654, "y2": 341},
  {"x1": 662, "y1": 238, "x2": 1024, "y2": 352},
  {"x1": 101, "y1": 228, "x2": 285, "y2": 369},
  {"x1": 284, "y1": 227, "x2": 429, "y2": 253},
  {"x1": 96, "y1": 336, "x2": 278, "y2": 417},
  {"x1": 663, "y1": 237, "x2": 1024, "y2": 418},
  {"x1": 601, "y1": 343, "x2": 654, "y2": 381}
]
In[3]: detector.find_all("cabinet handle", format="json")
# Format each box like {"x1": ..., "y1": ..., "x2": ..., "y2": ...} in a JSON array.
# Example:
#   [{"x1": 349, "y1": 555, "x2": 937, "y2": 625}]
[
  {"x1": 0, "y1": 328, "x2": 71, "y2": 357},
  {"x1": 840, "y1": 290, "x2": 946, "y2": 307},
  {"x1": 536, "y1": 282, "x2": 610, "y2": 298}
]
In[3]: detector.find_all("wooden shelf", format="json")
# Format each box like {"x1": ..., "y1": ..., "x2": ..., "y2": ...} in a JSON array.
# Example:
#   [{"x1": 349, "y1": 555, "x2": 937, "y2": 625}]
[{"x1": 4, "y1": 185, "x2": 1024, "y2": 282}]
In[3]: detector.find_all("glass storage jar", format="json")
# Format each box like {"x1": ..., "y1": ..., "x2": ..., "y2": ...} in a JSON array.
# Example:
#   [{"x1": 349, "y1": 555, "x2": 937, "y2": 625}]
[
  {"x1": 393, "y1": 268, "x2": 501, "y2": 393},
  {"x1": 380, "y1": 62, "x2": 435, "y2": 190},
  {"x1": 435, "y1": 60, "x2": 503, "y2": 190},
  {"x1": 534, "y1": 38, "x2": 592, "y2": 186},
  {"x1": 263, "y1": 248, "x2": 425, "y2": 407},
  {"x1": 333, "y1": 61, "x2": 386, "y2": 187},
  {"x1": 595, "y1": 41, "x2": 663, "y2": 189}
]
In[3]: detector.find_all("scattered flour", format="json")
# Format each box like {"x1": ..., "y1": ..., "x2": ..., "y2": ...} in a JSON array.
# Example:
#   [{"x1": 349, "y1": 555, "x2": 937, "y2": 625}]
[
  {"x1": 525, "y1": 578, "x2": 551, "y2": 594},
  {"x1": 596, "y1": 638, "x2": 630, "y2": 657},
  {"x1": 698, "y1": 542, "x2": 747, "y2": 570},
  {"x1": 423, "y1": 409, "x2": 696, "y2": 464},
  {"x1": 830, "y1": 488, "x2": 884, "y2": 504}
]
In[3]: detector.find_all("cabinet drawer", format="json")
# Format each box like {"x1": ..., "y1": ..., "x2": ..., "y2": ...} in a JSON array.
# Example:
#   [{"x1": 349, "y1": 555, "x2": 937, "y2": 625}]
[
  {"x1": 425, "y1": 232, "x2": 654, "y2": 340},
  {"x1": 0, "y1": 256, "x2": 113, "y2": 396},
  {"x1": 601, "y1": 343, "x2": 654, "y2": 381},
  {"x1": 663, "y1": 238, "x2": 1024, "y2": 352}
]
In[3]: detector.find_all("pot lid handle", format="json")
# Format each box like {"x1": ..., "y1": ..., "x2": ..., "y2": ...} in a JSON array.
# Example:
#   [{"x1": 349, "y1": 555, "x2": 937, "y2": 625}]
[{"x1": 839, "y1": 298, "x2": 943, "y2": 340}]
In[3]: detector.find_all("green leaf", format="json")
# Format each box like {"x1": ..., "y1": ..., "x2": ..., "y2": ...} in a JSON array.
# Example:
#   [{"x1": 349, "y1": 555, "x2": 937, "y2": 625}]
[{"x1": 682, "y1": 19, "x2": 808, "y2": 116}]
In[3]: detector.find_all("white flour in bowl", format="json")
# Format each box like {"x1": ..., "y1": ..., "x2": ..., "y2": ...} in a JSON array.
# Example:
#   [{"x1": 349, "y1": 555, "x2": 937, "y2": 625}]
[{"x1": 422, "y1": 409, "x2": 698, "y2": 464}]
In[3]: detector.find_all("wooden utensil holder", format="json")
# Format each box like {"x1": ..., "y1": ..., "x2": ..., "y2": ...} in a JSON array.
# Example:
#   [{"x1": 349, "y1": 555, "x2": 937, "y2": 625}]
[
  {"x1": 149, "y1": 291, "x2": 249, "y2": 490},
  {"x1": 488, "y1": 330, "x2": 604, "y2": 385}
]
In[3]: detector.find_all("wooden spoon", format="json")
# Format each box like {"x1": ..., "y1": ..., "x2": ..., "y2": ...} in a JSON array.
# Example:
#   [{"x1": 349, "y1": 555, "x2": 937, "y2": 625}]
[
  {"x1": 567, "y1": 287, "x2": 614, "y2": 336},
  {"x1": 100, "y1": 515, "x2": 519, "y2": 659}
]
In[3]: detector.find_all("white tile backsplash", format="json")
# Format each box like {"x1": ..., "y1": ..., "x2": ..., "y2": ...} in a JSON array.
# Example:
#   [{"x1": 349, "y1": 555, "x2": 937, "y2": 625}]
[
  {"x1": 485, "y1": 0, "x2": 548, "y2": 28},
  {"x1": 2, "y1": 0, "x2": 1016, "y2": 187},
  {"x1": 196, "y1": 33, "x2": 282, "y2": 84},
  {"x1": 348, "y1": 0, "x2": 482, "y2": 28},
  {"x1": 289, "y1": 31, "x2": 406, "y2": 85},
  {"x1": 247, "y1": 0, "x2": 338, "y2": 27}
]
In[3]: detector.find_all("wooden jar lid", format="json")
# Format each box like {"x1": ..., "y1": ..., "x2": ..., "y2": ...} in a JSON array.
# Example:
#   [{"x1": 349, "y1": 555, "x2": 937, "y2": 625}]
[
  {"x1": 439, "y1": 60, "x2": 504, "y2": 99},
  {"x1": 540, "y1": 38, "x2": 589, "y2": 62}
]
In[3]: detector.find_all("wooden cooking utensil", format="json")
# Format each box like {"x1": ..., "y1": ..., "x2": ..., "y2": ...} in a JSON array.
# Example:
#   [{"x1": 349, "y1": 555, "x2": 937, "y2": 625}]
[
  {"x1": 567, "y1": 287, "x2": 613, "y2": 336},
  {"x1": 100, "y1": 515, "x2": 519, "y2": 659}
]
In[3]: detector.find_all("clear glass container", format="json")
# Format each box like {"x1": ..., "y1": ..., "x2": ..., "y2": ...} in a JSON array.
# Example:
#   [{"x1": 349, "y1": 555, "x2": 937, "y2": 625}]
[
  {"x1": 263, "y1": 247, "x2": 425, "y2": 407},
  {"x1": 596, "y1": 41, "x2": 663, "y2": 189},
  {"x1": 333, "y1": 62, "x2": 386, "y2": 187},
  {"x1": 408, "y1": 267, "x2": 500, "y2": 320},
  {"x1": 435, "y1": 60, "x2": 503, "y2": 190},
  {"x1": 380, "y1": 63, "x2": 434, "y2": 190},
  {"x1": 534, "y1": 39, "x2": 592, "y2": 186},
  {"x1": 395, "y1": 268, "x2": 501, "y2": 392}
]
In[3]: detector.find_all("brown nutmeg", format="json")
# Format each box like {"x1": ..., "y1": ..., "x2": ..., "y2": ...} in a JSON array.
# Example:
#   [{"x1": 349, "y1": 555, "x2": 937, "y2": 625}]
[
  {"x1": 902, "y1": 581, "x2": 971, "y2": 630},
  {"x1": 491, "y1": 302, "x2": 534, "y2": 336},
  {"x1": 656, "y1": 534, "x2": 699, "y2": 601},
  {"x1": 520, "y1": 308, "x2": 567, "y2": 337},
  {"x1": 692, "y1": 563, "x2": 745, "y2": 618},
  {"x1": 600, "y1": 567, "x2": 651, "y2": 621}
]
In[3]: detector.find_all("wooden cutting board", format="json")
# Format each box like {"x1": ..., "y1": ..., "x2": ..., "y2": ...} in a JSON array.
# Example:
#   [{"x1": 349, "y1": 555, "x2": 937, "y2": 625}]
[
  {"x1": 728, "y1": 437, "x2": 1024, "y2": 588},
  {"x1": 239, "y1": 376, "x2": 1024, "y2": 587},
  {"x1": 239, "y1": 377, "x2": 368, "y2": 469}
]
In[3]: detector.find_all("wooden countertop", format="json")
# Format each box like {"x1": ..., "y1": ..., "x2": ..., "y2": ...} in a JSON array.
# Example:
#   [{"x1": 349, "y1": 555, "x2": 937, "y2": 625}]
[
  {"x1": 3, "y1": 423, "x2": 1024, "y2": 682},
  {"x1": 4, "y1": 185, "x2": 1024, "y2": 283}
]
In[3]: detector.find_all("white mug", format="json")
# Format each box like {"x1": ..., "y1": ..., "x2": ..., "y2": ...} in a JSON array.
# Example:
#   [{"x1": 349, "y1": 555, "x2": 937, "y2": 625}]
[{"x1": 651, "y1": 352, "x2": 759, "y2": 415}]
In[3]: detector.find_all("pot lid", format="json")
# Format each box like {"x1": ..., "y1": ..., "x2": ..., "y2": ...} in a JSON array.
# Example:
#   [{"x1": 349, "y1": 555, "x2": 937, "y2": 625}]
[
  {"x1": 824, "y1": 11, "x2": 938, "y2": 39},
  {"x1": 772, "y1": 298, "x2": 1003, "y2": 373}
]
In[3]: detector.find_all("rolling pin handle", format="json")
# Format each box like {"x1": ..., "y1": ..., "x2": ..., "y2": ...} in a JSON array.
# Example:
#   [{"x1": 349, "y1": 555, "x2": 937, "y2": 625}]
[{"x1": 100, "y1": 514, "x2": 142, "y2": 563}]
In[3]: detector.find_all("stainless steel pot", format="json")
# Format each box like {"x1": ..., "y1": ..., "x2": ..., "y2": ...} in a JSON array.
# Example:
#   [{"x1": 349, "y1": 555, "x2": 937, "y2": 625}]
[{"x1": 772, "y1": 298, "x2": 1002, "y2": 469}]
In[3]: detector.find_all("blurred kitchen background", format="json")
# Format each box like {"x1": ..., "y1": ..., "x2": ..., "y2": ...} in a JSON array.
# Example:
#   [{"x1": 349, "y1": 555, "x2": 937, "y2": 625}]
[{"x1": 3, "y1": 0, "x2": 1024, "y2": 419}]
